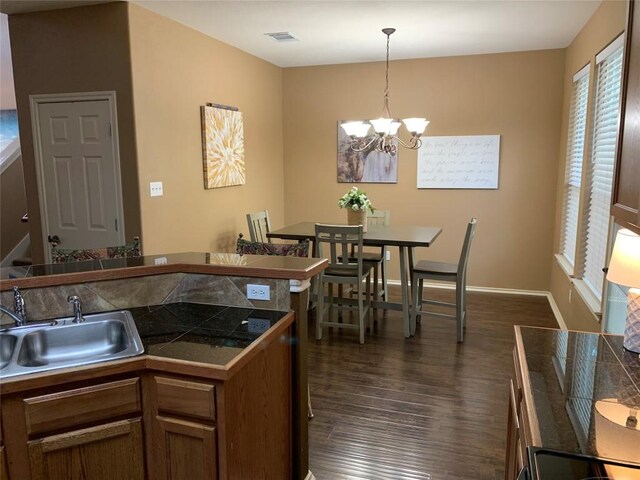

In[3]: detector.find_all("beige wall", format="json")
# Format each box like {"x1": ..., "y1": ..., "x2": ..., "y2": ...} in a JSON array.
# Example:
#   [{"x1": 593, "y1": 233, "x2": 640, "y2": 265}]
[
  {"x1": 283, "y1": 50, "x2": 565, "y2": 290},
  {"x1": 8, "y1": 3, "x2": 141, "y2": 264},
  {"x1": 128, "y1": 4, "x2": 285, "y2": 255},
  {"x1": 0, "y1": 157, "x2": 29, "y2": 259},
  {"x1": 549, "y1": 0, "x2": 626, "y2": 331}
]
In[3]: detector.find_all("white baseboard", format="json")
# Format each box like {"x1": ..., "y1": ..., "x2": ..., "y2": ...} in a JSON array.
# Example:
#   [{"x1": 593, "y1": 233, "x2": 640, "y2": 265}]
[
  {"x1": 544, "y1": 291, "x2": 567, "y2": 331},
  {"x1": 385, "y1": 279, "x2": 567, "y2": 330},
  {"x1": 0, "y1": 234, "x2": 30, "y2": 268}
]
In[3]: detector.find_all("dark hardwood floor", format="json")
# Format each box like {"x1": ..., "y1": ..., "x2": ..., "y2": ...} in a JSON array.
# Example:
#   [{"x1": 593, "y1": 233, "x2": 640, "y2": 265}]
[{"x1": 307, "y1": 286, "x2": 557, "y2": 480}]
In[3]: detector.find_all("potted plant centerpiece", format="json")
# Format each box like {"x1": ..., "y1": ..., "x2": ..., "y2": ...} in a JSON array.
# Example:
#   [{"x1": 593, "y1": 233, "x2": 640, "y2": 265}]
[{"x1": 338, "y1": 186, "x2": 375, "y2": 232}]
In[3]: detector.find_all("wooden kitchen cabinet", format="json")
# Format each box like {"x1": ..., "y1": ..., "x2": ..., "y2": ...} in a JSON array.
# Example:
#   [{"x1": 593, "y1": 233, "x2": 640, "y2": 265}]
[
  {"x1": 1, "y1": 376, "x2": 145, "y2": 480},
  {"x1": 28, "y1": 419, "x2": 144, "y2": 480},
  {"x1": 1, "y1": 446, "x2": 8, "y2": 480},
  {"x1": 145, "y1": 375, "x2": 219, "y2": 480},
  {"x1": 612, "y1": 0, "x2": 640, "y2": 233},
  {"x1": 504, "y1": 348, "x2": 535, "y2": 480}
]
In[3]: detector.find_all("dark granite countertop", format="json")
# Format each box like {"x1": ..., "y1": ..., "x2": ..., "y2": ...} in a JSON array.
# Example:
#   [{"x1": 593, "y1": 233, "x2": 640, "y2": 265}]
[
  {"x1": 130, "y1": 302, "x2": 288, "y2": 366},
  {"x1": 518, "y1": 326, "x2": 640, "y2": 464}
]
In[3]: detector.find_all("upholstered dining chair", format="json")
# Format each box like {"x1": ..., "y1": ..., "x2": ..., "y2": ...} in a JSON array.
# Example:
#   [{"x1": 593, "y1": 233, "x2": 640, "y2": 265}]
[
  {"x1": 235, "y1": 233, "x2": 314, "y2": 418},
  {"x1": 411, "y1": 218, "x2": 477, "y2": 342},
  {"x1": 315, "y1": 224, "x2": 371, "y2": 344},
  {"x1": 246, "y1": 210, "x2": 272, "y2": 243},
  {"x1": 51, "y1": 236, "x2": 141, "y2": 263},
  {"x1": 236, "y1": 234, "x2": 309, "y2": 257}
]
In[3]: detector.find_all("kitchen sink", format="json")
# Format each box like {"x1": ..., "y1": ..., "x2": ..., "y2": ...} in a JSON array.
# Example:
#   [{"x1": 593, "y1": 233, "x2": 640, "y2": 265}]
[
  {"x1": 0, "y1": 334, "x2": 17, "y2": 370},
  {"x1": 0, "y1": 311, "x2": 143, "y2": 378}
]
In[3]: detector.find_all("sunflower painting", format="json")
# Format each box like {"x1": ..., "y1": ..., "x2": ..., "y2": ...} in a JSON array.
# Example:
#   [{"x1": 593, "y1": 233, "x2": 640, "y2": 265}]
[{"x1": 201, "y1": 105, "x2": 245, "y2": 188}]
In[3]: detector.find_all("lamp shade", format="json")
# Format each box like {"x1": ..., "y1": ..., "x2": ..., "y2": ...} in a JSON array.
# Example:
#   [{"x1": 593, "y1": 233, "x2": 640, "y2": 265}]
[
  {"x1": 370, "y1": 117, "x2": 393, "y2": 135},
  {"x1": 402, "y1": 118, "x2": 429, "y2": 135},
  {"x1": 607, "y1": 229, "x2": 640, "y2": 288},
  {"x1": 341, "y1": 121, "x2": 368, "y2": 138}
]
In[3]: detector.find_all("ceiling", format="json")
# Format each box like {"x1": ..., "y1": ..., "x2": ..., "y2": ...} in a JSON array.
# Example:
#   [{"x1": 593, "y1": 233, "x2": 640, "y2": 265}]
[{"x1": 1, "y1": 0, "x2": 602, "y2": 68}]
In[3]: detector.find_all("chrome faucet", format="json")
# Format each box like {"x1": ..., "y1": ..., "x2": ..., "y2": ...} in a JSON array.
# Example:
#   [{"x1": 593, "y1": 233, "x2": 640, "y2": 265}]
[
  {"x1": 0, "y1": 305, "x2": 25, "y2": 327},
  {"x1": 67, "y1": 295, "x2": 84, "y2": 323},
  {"x1": 0, "y1": 287, "x2": 27, "y2": 327},
  {"x1": 13, "y1": 286, "x2": 26, "y2": 325}
]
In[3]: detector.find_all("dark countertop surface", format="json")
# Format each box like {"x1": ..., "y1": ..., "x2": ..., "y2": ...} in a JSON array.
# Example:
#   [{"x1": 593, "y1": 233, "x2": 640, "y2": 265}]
[
  {"x1": 519, "y1": 326, "x2": 640, "y2": 463},
  {"x1": 131, "y1": 302, "x2": 288, "y2": 366}
]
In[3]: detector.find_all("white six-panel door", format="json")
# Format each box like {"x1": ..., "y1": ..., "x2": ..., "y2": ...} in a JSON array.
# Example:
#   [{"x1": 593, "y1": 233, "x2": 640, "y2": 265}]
[{"x1": 34, "y1": 96, "x2": 124, "y2": 257}]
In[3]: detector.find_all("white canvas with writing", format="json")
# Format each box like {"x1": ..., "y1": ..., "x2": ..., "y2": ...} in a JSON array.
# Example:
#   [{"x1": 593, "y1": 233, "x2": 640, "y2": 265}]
[{"x1": 417, "y1": 135, "x2": 500, "y2": 189}]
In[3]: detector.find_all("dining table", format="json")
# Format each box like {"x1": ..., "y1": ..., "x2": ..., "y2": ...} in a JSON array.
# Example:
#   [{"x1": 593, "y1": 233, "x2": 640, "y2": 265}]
[{"x1": 267, "y1": 221, "x2": 443, "y2": 337}]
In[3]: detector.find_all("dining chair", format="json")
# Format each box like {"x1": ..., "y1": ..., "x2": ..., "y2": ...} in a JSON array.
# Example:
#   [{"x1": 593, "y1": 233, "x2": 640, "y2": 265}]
[
  {"x1": 51, "y1": 236, "x2": 141, "y2": 263},
  {"x1": 246, "y1": 210, "x2": 272, "y2": 243},
  {"x1": 315, "y1": 224, "x2": 371, "y2": 344},
  {"x1": 364, "y1": 210, "x2": 390, "y2": 302},
  {"x1": 235, "y1": 233, "x2": 314, "y2": 418},
  {"x1": 236, "y1": 234, "x2": 309, "y2": 257},
  {"x1": 410, "y1": 218, "x2": 477, "y2": 342}
]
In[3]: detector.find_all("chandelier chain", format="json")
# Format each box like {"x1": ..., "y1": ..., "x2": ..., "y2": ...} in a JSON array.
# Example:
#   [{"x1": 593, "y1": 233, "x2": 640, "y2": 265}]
[{"x1": 385, "y1": 31, "x2": 390, "y2": 102}]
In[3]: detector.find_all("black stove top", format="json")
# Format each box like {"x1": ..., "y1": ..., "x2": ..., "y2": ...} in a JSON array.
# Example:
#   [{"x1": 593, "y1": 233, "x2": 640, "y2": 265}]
[{"x1": 528, "y1": 447, "x2": 640, "y2": 480}]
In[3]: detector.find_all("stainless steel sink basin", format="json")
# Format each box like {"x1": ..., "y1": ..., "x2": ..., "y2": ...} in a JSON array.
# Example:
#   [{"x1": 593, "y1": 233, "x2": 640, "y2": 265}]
[
  {"x1": 0, "y1": 311, "x2": 143, "y2": 378},
  {"x1": 0, "y1": 334, "x2": 17, "y2": 370}
]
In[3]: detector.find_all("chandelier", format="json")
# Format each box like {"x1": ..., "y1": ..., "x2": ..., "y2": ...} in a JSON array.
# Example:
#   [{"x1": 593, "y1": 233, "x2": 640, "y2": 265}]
[{"x1": 341, "y1": 28, "x2": 429, "y2": 155}]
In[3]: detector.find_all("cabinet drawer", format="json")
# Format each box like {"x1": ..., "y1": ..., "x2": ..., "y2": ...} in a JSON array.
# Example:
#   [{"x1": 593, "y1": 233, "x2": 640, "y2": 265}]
[
  {"x1": 154, "y1": 376, "x2": 216, "y2": 422},
  {"x1": 24, "y1": 378, "x2": 141, "y2": 437}
]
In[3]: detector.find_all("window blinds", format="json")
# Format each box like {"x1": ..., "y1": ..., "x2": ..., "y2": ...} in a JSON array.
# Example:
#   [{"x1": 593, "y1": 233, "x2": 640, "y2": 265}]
[
  {"x1": 582, "y1": 41, "x2": 624, "y2": 300},
  {"x1": 561, "y1": 66, "x2": 590, "y2": 267}
]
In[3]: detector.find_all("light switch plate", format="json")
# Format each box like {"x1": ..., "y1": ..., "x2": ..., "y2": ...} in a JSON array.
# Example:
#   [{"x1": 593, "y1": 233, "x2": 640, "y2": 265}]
[{"x1": 150, "y1": 181, "x2": 163, "y2": 197}]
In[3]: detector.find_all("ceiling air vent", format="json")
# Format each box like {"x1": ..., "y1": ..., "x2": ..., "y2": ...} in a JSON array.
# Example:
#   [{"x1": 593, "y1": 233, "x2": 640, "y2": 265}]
[{"x1": 264, "y1": 32, "x2": 299, "y2": 42}]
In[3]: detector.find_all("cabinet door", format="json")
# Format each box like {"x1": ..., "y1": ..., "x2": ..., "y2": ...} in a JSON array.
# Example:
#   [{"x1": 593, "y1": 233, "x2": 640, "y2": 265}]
[
  {"x1": 612, "y1": 0, "x2": 640, "y2": 231},
  {"x1": 1, "y1": 446, "x2": 8, "y2": 480},
  {"x1": 28, "y1": 418, "x2": 144, "y2": 480},
  {"x1": 504, "y1": 380, "x2": 521, "y2": 480},
  {"x1": 154, "y1": 416, "x2": 217, "y2": 480}
]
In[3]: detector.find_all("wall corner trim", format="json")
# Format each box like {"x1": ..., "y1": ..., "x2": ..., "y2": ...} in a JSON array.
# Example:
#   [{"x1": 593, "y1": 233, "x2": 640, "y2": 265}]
[{"x1": 545, "y1": 291, "x2": 568, "y2": 330}]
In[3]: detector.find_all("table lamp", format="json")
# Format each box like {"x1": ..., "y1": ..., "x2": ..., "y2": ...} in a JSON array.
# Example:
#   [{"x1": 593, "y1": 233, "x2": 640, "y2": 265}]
[{"x1": 606, "y1": 229, "x2": 640, "y2": 353}]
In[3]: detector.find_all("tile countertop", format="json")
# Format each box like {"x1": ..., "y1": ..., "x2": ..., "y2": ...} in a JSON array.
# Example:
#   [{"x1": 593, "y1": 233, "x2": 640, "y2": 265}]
[
  {"x1": 0, "y1": 251, "x2": 328, "y2": 290},
  {"x1": 517, "y1": 326, "x2": 640, "y2": 463},
  {"x1": 131, "y1": 302, "x2": 288, "y2": 366}
]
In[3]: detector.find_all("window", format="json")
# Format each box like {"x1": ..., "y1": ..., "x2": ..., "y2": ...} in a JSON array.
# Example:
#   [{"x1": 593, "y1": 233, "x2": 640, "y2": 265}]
[
  {"x1": 0, "y1": 14, "x2": 20, "y2": 172},
  {"x1": 580, "y1": 36, "x2": 624, "y2": 301},
  {"x1": 560, "y1": 65, "x2": 590, "y2": 267}
]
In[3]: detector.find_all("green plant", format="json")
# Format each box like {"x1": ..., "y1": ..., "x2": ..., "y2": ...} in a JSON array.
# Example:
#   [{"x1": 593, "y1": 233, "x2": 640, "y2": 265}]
[{"x1": 338, "y1": 186, "x2": 375, "y2": 213}]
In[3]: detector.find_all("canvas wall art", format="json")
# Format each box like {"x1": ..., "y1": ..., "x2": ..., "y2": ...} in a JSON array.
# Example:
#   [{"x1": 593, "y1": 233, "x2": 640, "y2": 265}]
[
  {"x1": 337, "y1": 121, "x2": 398, "y2": 183},
  {"x1": 201, "y1": 105, "x2": 245, "y2": 189}
]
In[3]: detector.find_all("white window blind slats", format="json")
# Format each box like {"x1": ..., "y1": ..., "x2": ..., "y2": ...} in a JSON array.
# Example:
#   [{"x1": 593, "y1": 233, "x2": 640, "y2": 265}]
[
  {"x1": 561, "y1": 70, "x2": 590, "y2": 266},
  {"x1": 581, "y1": 44, "x2": 623, "y2": 300}
]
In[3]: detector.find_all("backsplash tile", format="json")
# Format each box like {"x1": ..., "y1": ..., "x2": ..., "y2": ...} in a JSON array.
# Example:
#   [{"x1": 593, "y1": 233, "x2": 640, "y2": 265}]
[
  {"x1": 0, "y1": 273, "x2": 291, "y2": 325},
  {"x1": 87, "y1": 273, "x2": 185, "y2": 308}
]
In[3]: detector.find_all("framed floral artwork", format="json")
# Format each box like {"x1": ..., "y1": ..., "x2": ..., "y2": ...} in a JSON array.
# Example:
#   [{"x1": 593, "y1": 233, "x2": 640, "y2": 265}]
[{"x1": 201, "y1": 105, "x2": 245, "y2": 188}]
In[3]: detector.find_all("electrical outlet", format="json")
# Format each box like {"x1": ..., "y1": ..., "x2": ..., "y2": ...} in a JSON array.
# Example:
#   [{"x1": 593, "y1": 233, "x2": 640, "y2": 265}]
[
  {"x1": 247, "y1": 284, "x2": 270, "y2": 301},
  {"x1": 247, "y1": 318, "x2": 271, "y2": 333},
  {"x1": 149, "y1": 181, "x2": 163, "y2": 197},
  {"x1": 385, "y1": 250, "x2": 391, "y2": 261}
]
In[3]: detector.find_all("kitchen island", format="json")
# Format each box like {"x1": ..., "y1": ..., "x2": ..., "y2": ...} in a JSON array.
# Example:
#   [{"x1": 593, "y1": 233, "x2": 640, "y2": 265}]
[
  {"x1": 0, "y1": 253, "x2": 327, "y2": 480},
  {"x1": 506, "y1": 325, "x2": 640, "y2": 479}
]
